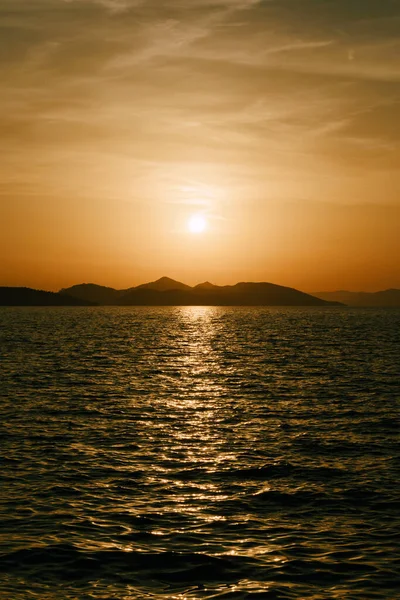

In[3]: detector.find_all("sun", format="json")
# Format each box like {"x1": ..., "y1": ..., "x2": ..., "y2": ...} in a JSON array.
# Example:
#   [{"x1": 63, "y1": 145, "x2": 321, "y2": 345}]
[{"x1": 188, "y1": 214, "x2": 207, "y2": 234}]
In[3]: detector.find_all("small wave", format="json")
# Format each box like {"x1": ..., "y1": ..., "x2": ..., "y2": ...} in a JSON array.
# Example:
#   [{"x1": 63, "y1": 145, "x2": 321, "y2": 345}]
[
  {"x1": 220, "y1": 463, "x2": 347, "y2": 481},
  {"x1": 172, "y1": 462, "x2": 347, "y2": 484},
  {"x1": 0, "y1": 544, "x2": 258, "y2": 585},
  {"x1": 252, "y1": 488, "x2": 330, "y2": 508}
]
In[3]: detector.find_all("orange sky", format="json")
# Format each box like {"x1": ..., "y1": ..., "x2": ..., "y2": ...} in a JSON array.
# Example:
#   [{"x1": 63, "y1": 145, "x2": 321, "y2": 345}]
[{"x1": 1, "y1": 0, "x2": 399, "y2": 292}]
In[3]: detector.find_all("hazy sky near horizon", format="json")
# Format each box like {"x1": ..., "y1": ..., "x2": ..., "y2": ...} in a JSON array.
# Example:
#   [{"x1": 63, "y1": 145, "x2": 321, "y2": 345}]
[{"x1": 1, "y1": 0, "x2": 399, "y2": 292}]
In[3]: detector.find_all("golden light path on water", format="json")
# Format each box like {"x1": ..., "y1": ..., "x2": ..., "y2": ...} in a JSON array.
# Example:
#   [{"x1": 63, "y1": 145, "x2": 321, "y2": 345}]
[{"x1": 132, "y1": 306, "x2": 284, "y2": 568}]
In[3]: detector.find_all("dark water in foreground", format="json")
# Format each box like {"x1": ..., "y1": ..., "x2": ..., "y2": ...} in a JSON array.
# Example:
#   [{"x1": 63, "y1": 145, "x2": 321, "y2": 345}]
[{"x1": 1, "y1": 307, "x2": 399, "y2": 599}]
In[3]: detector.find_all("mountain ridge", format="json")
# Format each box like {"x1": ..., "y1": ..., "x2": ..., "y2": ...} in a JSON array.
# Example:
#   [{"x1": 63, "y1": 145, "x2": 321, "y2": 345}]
[
  {"x1": 0, "y1": 287, "x2": 96, "y2": 306},
  {"x1": 135, "y1": 276, "x2": 192, "y2": 292},
  {"x1": 58, "y1": 277, "x2": 342, "y2": 307},
  {"x1": 4, "y1": 279, "x2": 399, "y2": 307},
  {"x1": 59, "y1": 283, "x2": 121, "y2": 305}
]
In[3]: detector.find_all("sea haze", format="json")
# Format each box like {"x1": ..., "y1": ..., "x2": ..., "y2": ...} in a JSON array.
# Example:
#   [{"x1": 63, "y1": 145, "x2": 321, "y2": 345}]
[{"x1": 0, "y1": 307, "x2": 399, "y2": 599}]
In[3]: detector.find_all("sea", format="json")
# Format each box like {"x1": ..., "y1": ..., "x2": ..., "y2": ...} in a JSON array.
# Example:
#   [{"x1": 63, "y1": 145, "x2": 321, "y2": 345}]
[{"x1": 0, "y1": 306, "x2": 399, "y2": 600}]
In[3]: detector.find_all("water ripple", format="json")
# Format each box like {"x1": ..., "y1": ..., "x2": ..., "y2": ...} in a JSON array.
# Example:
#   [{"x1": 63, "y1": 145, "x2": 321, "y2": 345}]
[{"x1": 0, "y1": 306, "x2": 399, "y2": 599}]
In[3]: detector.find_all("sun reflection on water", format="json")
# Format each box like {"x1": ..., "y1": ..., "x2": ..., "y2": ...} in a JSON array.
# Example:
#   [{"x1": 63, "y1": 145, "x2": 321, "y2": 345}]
[{"x1": 138, "y1": 305, "x2": 242, "y2": 533}]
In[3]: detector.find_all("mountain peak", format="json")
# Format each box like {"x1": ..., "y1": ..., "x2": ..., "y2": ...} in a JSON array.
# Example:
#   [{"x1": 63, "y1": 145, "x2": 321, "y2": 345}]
[
  {"x1": 136, "y1": 277, "x2": 192, "y2": 292},
  {"x1": 194, "y1": 281, "x2": 218, "y2": 290},
  {"x1": 156, "y1": 276, "x2": 181, "y2": 284}
]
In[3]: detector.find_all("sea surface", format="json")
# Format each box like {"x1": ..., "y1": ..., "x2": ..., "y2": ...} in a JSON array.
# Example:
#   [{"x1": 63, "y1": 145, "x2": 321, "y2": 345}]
[{"x1": 0, "y1": 306, "x2": 399, "y2": 599}]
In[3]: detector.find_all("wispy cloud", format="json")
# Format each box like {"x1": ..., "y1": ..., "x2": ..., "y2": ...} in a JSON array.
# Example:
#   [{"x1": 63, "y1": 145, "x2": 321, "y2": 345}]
[{"x1": 0, "y1": 0, "x2": 399, "y2": 205}]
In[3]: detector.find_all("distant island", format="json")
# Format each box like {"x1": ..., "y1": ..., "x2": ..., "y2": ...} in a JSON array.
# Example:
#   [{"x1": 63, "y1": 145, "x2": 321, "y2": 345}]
[
  {"x1": 60, "y1": 278, "x2": 341, "y2": 307},
  {"x1": 1, "y1": 278, "x2": 399, "y2": 307},
  {"x1": 312, "y1": 289, "x2": 400, "y2": 307},
  {"x1": 1, "y1": 277, "x2": 339, "y2": 307}
]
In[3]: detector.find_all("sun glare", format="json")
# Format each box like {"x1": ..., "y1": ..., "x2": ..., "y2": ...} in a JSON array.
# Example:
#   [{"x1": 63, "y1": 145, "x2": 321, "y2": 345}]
[{"x1": 188, "y1": 214, "x2": 207, "y2": 234}]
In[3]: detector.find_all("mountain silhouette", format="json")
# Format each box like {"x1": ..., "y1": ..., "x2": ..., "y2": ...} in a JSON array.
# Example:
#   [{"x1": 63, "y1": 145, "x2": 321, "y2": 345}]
[
  {"x1": 0, "y1": 287, "x2": 95, "y2": 306},
  {"x1": 194, "y1": 281, "x2": 220, "y2": 290},
  {"x1": 62, "y1": 277, "x2": 341, "y2": 306},
  {"x1": 313, "y1": 289, "x2": 400, "y2": 307},
  {"x1": 135, "y1": 277, "x2": 192, "y2": 292},
  {"x1": 59, "y1": 283, "x2": 120, "y2": 305},
  {"x1": 2, "y1": 279, "x2": 356, "y2": 307}
]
